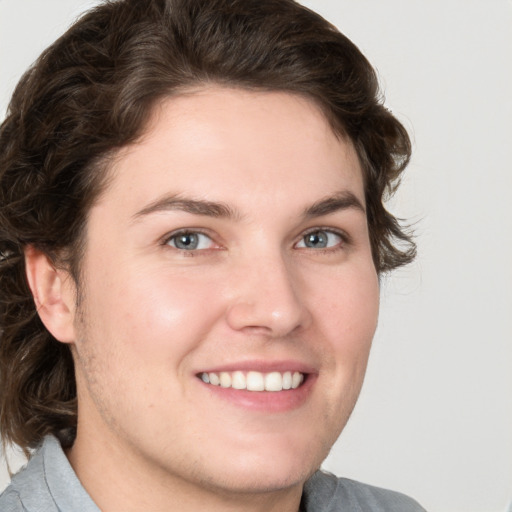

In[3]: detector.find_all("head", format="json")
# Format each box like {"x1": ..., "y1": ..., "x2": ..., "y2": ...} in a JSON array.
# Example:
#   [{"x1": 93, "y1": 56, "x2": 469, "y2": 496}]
[{"x1": 0, "y1": 0, "x2": 414, "y2": 497}]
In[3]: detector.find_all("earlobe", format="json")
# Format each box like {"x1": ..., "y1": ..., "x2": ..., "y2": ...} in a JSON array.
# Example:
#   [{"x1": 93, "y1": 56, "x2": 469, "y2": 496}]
[{"x1": 24, "y1": 246, "x2": 76, "y2": 343}]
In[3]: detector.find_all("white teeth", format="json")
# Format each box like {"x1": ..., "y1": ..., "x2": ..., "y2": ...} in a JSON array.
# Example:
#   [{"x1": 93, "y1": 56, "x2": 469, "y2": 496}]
[
  {"x1": 231, "y1": 371, "x2": 246, "y2": 390},
  {"x1": 265, "y1": 372, "x2": 282, "y2": 391},
  {"x1": 246, "y1": 371, "x2": 265, "y2": 391},
  {"x1": 219, "y1": 372, "x2": 231, "y2": 388},
  {"x1": 209, "y1": 372, "x2": 220, "y2": 386},
  {"x1": 282, "y1": 371, "x2": 292, "y2": 390},
  {"x1": 201, "y1": 370, "x2": 305, "y2": 392},
  {"x1": 292, "y1": 371, "x2": 304, "y2": 389}
]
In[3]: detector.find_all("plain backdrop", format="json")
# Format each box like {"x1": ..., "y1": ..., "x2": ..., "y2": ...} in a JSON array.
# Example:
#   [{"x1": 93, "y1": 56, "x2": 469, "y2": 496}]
[{"x1": 1, "y1": 1, "x2": 511, "y2": 511}]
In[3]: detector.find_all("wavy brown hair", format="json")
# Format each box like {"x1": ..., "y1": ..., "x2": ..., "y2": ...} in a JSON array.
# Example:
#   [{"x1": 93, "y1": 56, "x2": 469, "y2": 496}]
[{"x1": 0, "y1": 0, "x2": 415, "y2": 452}]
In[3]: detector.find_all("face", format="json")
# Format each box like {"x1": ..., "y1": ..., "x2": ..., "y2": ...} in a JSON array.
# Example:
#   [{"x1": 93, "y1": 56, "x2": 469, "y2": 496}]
[{"x1": 67, "y1": 88, "x2": 379, "y2": 498}]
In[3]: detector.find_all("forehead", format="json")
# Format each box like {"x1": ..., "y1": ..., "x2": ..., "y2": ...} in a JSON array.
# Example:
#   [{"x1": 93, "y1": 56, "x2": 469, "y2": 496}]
[{"x1": 98, "y1": 87, "x2": 364, "y2": 216}]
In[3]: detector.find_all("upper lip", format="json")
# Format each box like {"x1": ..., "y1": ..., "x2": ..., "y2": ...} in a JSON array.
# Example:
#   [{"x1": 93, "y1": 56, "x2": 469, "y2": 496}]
[{"x1": 196, "y1": 359, "x2": 317, "y2": 375}]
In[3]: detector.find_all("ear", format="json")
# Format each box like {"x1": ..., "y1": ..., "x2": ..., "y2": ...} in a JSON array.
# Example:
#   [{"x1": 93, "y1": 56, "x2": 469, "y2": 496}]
[{"x1": 24, "y1": 246, "x2": 77, "y2": 343}]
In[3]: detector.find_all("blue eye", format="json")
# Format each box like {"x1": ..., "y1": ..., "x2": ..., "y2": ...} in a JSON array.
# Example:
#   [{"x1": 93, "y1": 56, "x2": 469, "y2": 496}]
[
  {"x1": 166, "y1": 232, "x2": 214, "y2": 250},
  {"x1": 297, "y1": 230, "x2": 342, "y2": 249}
]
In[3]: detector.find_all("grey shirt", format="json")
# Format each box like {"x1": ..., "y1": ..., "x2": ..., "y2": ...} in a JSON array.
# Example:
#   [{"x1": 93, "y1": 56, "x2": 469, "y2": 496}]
[{"x1": 0, "y1": 436, "x2": 426, "y2": 511}]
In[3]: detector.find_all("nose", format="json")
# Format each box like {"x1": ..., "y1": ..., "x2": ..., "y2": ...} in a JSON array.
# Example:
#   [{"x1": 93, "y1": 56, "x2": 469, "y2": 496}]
[{"x1": 225, "y1": 252, "x2": 312, "y2": 337}]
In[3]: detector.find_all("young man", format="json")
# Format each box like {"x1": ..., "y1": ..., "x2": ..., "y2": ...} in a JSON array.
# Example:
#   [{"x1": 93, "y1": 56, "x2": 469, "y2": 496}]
[{"x1": 0, "y1": 0, "x2": 423, "y2": 510}]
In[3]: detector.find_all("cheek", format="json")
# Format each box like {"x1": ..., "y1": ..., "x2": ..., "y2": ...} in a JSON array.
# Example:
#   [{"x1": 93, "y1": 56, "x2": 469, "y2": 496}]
[
  {"x1": 312, "y1": 265, "x2": 379, "y2": 361},
  {"x1": 83, "y1": 263, "x2": 226, "y2": 361}
]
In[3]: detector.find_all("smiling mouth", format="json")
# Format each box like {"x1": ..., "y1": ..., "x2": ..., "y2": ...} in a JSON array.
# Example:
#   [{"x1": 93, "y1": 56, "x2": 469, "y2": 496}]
[{"x1": 199, "y1": 371, "x2": 305, "y2": 392}]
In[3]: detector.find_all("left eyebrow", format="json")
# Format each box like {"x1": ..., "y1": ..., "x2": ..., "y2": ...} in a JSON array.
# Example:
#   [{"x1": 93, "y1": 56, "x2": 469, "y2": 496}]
[{"x1": 303, "y1": 191, "x2": 366, "y2": 218}]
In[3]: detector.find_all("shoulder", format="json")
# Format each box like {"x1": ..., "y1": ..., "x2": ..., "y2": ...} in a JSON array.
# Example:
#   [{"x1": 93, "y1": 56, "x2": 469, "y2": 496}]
[
  {"x1": 0, "y1": 438, "x2": 61, "y2": 512},
  {"x1": 0, "y1": 436, "x2": 99, "y2": 512},
  {"x1": 0, "y1": 487, "x2": 25, "y2": 512},
  {"x1": 303, "y1": 470, "x2": 427, "y2": 512}
]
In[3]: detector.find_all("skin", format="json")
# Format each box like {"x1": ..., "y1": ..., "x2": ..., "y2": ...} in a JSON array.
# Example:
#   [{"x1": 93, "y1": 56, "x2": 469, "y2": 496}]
[{"x1": 27, "y1": 87, "x2": 380, "y2": 512}]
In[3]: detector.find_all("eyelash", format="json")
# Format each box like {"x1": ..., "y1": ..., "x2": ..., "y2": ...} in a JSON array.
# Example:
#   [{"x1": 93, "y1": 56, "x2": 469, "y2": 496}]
[
  {"x1": 297, "y1": 227, "x2": 350, "y2": 252},
  {"x1": 161, "y1": 229, "x2": 218, "y2": 256},
  {"x1": 161, "y1": 227, "x2": 350, "y2": 255}
]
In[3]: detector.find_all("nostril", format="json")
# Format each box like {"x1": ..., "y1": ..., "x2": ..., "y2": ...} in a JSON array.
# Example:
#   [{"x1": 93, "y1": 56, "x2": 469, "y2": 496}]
[{"x1": 225, "y1": 296, "x2": 309, "y2": 337}]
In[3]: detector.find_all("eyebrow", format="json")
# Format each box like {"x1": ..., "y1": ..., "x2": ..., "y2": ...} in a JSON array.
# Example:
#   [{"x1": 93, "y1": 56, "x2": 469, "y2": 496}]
[
  {"x1": 132, "y1": 190, "x2": 365, "y2": 222},
  {"x1": 303, "y1": 191, "x2": 366, "y2": 218},
  {"x1": 132, "y1": 194, "x2": 239, "y2": 221}
]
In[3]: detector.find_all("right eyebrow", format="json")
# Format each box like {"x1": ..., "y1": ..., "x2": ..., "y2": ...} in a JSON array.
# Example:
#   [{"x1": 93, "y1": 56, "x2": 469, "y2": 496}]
[{"x1": 131, "y1": 194, "x2": 240, "y2": 222}]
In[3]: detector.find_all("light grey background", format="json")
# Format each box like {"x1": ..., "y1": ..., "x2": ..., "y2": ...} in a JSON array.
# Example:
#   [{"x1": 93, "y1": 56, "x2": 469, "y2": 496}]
[{"x1": 1, "y1": 1, "x2": 511, "y2": 511}]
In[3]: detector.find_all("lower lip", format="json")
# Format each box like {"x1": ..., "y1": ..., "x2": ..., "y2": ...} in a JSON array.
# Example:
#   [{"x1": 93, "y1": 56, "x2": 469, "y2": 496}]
[{"x1": 198, "y1": 374, "x2": 316, "y2": 412}]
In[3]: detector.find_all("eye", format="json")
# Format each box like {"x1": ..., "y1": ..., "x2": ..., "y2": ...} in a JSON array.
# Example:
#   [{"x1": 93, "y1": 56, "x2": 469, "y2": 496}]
[
  {"x1": 165, "y1": 231, "x2": 215, "y2": 251},
  {"x1": 296, "y1": 229, "x2": 343, "y2": 249}
]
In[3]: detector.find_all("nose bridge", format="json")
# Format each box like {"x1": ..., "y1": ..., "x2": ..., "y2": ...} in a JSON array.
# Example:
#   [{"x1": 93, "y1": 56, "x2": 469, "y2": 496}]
[{"x1": 226, "y1": 246, "x2": 309, "y2": 336}]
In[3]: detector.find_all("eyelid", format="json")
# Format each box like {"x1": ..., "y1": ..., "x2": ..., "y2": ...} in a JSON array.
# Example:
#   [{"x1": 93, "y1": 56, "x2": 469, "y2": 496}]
[
  {"x1": 294, "y1": 227, "x2": 350, "y2": 249},
  {"x1": 159, "y1": 226, "x2": 350, "y2": 252},
  {"x1": 161, "y1": 228, "x2": 220, "y2": 250}
]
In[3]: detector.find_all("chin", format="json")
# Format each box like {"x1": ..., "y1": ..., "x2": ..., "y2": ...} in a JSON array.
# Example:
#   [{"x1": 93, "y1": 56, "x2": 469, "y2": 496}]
[
  {"x1": 197, "y1": 459, "x2": 317, "y2": 496},
  {"x1": 195, "y1": 436, "x2": 327, "y2": 495}
]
